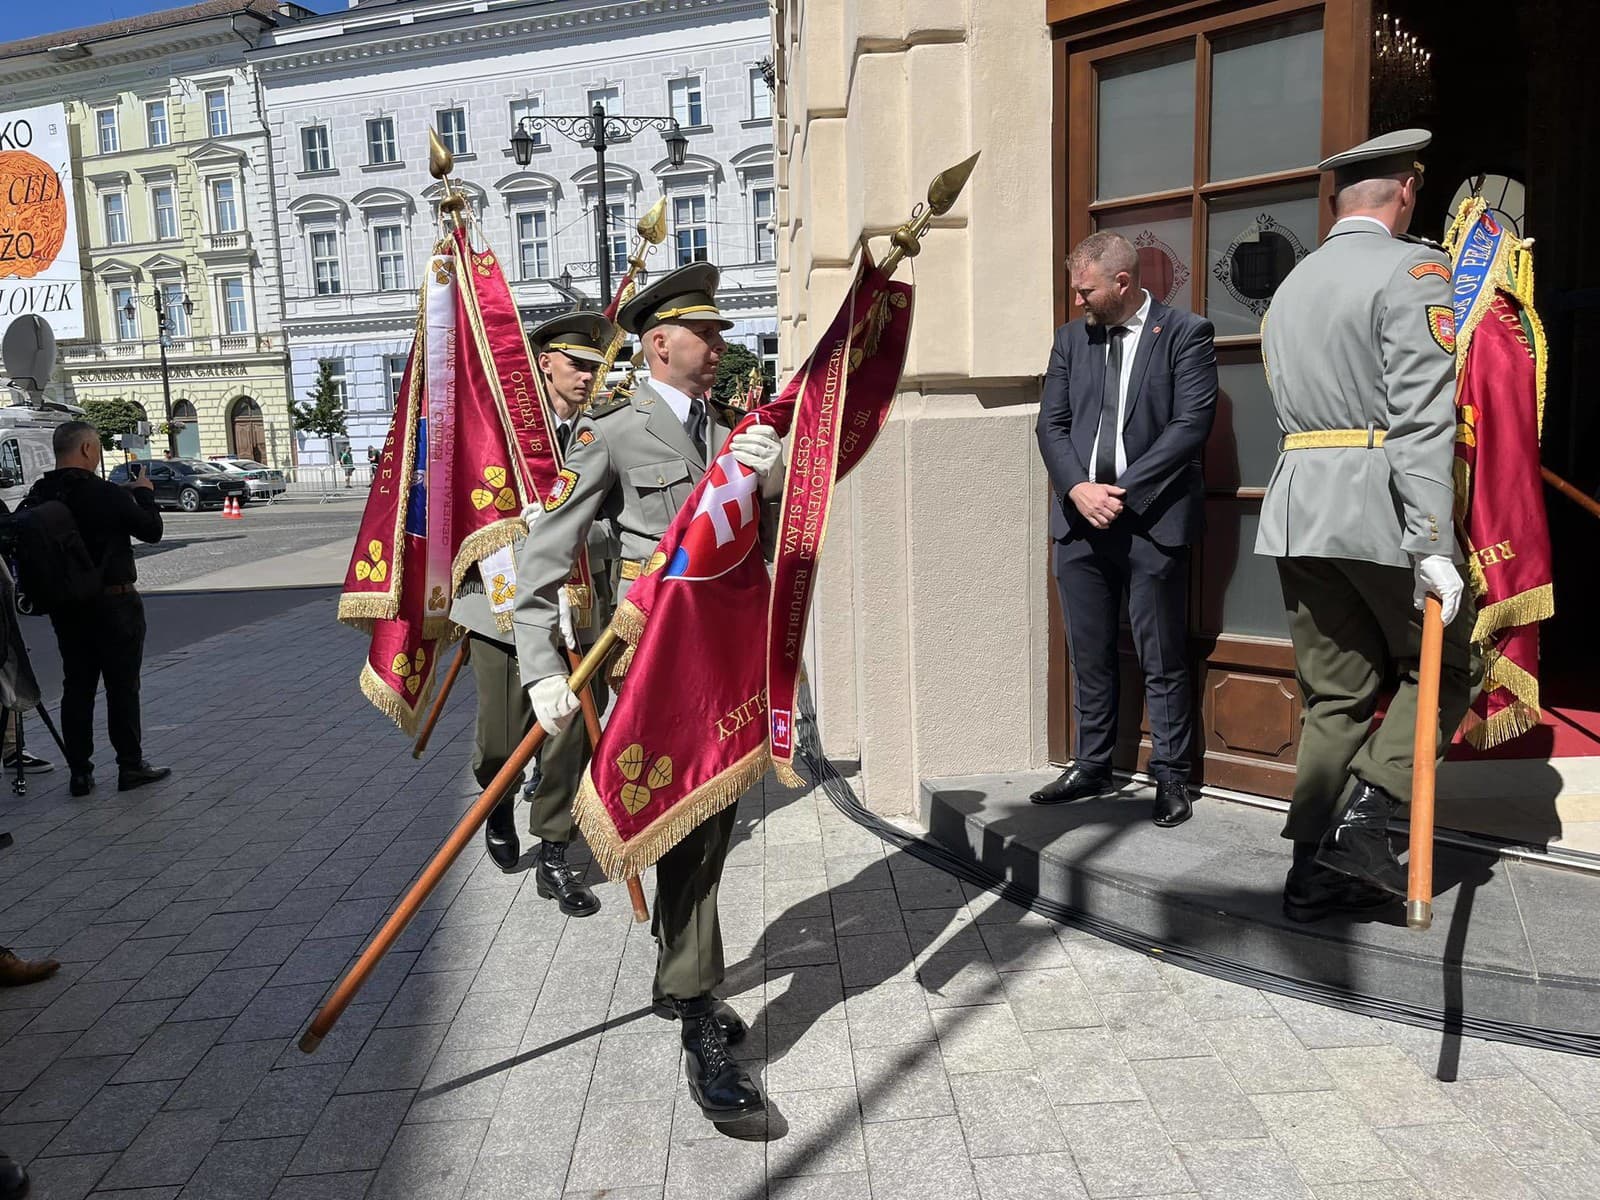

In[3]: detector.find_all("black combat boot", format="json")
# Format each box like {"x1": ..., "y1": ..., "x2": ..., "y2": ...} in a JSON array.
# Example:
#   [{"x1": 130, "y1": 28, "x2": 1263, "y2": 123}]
[
  {"x1": 1315, "y1": 781, "x2": 1408, "y2": 896},
  {"x1": 484, "y1": 795, "x2": 520, "y2": 872},
  {"x1": 681, "y1": 996, "x2": 764, "y2": 1122},
  {"x1": 534, "y1": 841, "x2": 600, "y2": 917},
  {"x1": 1284, "y1": 842, "x2": 1397, "y2": 923},
  {"x1": 652, "y1": 995, "x2": 747, "y2": 1045}
]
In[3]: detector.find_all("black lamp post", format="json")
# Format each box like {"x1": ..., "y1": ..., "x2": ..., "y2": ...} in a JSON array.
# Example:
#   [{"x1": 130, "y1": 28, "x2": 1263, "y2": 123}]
[
  {"x1": 124, "y1": 286, "x2": 194, "y2": 458},
  {"x1": 510, "y1": 102, "x2": 688, "y2": 303}
]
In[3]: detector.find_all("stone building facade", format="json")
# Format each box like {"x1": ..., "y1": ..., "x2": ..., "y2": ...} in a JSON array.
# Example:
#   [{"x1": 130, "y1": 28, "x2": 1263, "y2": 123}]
[
  {"x1": 0, "y1": 0, "x2": 306, "y2": 468},
  {"x1": 774, "y1": 2, "x2": 1056, "y2": 812},
  {"x1": 252, "y1": 0, "x2": 778, "y2": 464}
]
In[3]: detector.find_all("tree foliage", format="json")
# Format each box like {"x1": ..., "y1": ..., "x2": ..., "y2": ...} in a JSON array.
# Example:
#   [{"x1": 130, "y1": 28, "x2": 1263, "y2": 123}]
[
  {"x1": 292, "y1": 361, "x2": 348, "y2": 439},
  {"x1": 711, "y1": 343, "x2": 766, "y2": 405},
  {"x1": 80, "y1": 397, "x2": 146, "y2": 450}
]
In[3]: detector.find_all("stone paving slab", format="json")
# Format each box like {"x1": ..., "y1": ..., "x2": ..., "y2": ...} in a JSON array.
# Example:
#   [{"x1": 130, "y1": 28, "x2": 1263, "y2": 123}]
[{"x1": 2, "y1": 598, "x2": 1598, "y2": 1198}]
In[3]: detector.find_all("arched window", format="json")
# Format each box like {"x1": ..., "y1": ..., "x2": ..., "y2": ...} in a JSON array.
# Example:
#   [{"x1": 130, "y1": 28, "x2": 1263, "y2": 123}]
[
  {"x1": 228, "y1": 396, "x2": 265, "y2": 464},
  {"x1": 171, "y1": 399, "x2": 201, "y2": 458}
]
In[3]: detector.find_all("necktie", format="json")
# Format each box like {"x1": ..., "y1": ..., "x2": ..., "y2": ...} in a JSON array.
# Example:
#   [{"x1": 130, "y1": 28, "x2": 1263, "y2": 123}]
[
  {"x1": 686, "y1": 398, "x2": 707, "y2": 461},
  {"x1": 1093, "y1": 326, "x2": 1128, "y2": 484},
  {"x1": 556, "y1": 422, "x2": 571, "y2": 455}
]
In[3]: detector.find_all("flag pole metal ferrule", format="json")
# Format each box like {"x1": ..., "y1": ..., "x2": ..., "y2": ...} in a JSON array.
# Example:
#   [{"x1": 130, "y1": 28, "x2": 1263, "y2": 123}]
[
  {"x1": 301, "y1": 628, "x2": 626, "y2": 1053},
  {"x1": 1406, "y1": 594, "x2": 1445, "y2": 932},
  {"x1": 878, "y1": 152, "x2": 981, "y2": 278}
]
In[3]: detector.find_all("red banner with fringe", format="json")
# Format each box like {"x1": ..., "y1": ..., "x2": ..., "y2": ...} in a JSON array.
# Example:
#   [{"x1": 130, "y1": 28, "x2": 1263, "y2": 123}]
[{"x1": 573, "y1": 256, "x2": 913, "y2": 879}]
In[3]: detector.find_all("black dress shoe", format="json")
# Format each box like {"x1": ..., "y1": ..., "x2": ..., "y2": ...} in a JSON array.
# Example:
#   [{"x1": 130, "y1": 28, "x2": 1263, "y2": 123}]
[
  {"x1": 117, "y1": 763, "x2": 170, "y2": 793},
  {"x1": 484, "y1": 795, "x2": 521, "y2": 872},
  {"x1": 681, "y1": 997, "x2": 764, "y2": 1121},
  {"x1": 0, "y1": 1150, "x2": 27, "y2": 1200},
  {"x1": 1283, "y1": 859, "x2": 1398, "y2": 924},
  {"x1": 652, "y1": 996, "x2": 747, "y2": 1045},
  {"x1": 534, "y1": 841, "x2": 600, "y2": 916},
  {"x1": 1029, "y1": 764, "x2": 1111, "y2": 806},
  {"x1": 1316, "y1": 780, "x2": 1407, "y2": 896},
  {"x1": 69, "y1": 771, "x2": 95, "y2": 798},
  {"x1": 521, "y1": 764, "x2": 543, "y2": 799},
  {"x1": 1152, "y1": 781, "x2": 1192, "y2": 828}
]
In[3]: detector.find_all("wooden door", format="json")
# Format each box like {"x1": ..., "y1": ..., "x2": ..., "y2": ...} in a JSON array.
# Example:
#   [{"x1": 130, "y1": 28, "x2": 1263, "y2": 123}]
[
  {"x1": 1050, "y1": 0, "x2": 1369, "y2": 796},
  {"x1": 230, "y1": 398, "x2": 266, "y2": 464}
]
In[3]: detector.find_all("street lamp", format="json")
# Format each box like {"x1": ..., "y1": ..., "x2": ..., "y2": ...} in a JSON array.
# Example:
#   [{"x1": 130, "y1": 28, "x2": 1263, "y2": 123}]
[
  {"x1": 123, "y1": 286, "x2": 193, "y2": 458},
  {"x1": 510, "y1": 101, "x2": 688, "y2": 303}
]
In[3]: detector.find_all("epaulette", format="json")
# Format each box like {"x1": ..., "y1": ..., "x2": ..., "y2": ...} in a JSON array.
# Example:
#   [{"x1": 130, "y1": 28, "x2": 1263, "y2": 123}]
[
  {"x1": 1397, "y1": 232, "x2": 1447, "y2": 253},
  {"x1": 585, "y1": 395, "x2": 631, "y2": 419}
]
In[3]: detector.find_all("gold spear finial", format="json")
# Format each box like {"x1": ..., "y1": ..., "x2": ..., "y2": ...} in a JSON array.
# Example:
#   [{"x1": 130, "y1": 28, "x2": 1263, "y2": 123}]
[
  {"x1": 881, "y1": 151, "x2": 981, "y2": 276},
  {"x1": 636, "y1": 196, "x2": 668, "y2": 245},
  {"x1": 428, "y1": 129, "x2": 467, "y2": 229}
]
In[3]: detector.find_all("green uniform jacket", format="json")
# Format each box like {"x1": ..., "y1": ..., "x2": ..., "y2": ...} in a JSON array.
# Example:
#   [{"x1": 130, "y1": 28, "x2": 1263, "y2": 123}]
[{"x1": 1256, "y1": 221, "x2": 1459, "y2": 568}]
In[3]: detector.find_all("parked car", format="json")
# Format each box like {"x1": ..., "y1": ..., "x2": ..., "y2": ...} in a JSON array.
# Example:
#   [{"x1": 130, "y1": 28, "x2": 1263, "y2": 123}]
[
  {"x1": 108, "y1": 459, "x2": 249, "y2": 512},
  {"x1": 207, "y1": 456, "x2": 287, "y2": 501}
]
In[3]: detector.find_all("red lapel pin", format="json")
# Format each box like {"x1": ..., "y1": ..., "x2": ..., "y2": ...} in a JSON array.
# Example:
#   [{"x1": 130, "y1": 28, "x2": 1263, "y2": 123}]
[{"x1": 1151, "y1": 325, "x2": 1162, "y2": 335}]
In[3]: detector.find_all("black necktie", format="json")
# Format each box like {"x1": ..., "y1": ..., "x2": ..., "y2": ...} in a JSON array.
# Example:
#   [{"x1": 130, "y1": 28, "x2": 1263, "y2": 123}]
[
  {"x1": 686, "y1": 399, "x2": 707, "y2": 461},
  {"x1": 556, "y1": 422, "x2": 571, "y2": 455},
  {"x1": 1094, "y1": 326, "x2": 1128, "y2": 483}
]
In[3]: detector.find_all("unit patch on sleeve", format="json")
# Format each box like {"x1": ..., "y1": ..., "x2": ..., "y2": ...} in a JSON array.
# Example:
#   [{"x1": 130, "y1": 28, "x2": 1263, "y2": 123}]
[
  {"x1": 1409, "y1": 261, "x2": 1451, "y2": 282},
  {"x1": 576, "y1": 428, "x2": 595, "y2": 447},
  {"x1": 544, "y1": 468, "x2": 579, "y2": 512},
  {"x1": 1426, "y1": 304, "x2": 1457, "y2": 353}
]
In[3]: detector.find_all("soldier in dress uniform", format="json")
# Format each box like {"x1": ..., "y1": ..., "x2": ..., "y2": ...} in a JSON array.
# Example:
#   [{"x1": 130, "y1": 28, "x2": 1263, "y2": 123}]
[
  {"x1": 512, "y1": 263, "x2": 783, "y2": 1122},
  {"x1": 1257, "y1": 129, "x2": 1480, "y2": 923},
  {"x1": 448, "y1": 311, "x2": 619, "y2": 917}
]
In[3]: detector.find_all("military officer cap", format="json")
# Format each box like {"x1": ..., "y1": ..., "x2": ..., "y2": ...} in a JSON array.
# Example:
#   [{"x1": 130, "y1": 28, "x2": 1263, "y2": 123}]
[
  {"x1": 617, "y1": 262, "x2": 734, "y2": 335},
  {"x1": 530, "y1": 310, "x2": 616, "y2": 364},
  {"x1": 1317, "y1": 128, "x2": 1431, "y2": 187}
]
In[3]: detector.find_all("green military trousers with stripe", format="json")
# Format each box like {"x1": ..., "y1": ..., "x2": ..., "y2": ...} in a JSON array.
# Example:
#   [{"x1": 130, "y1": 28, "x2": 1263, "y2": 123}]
[{"x1": 1277, "y1": 557, "x2": 1482, "y2": 843}]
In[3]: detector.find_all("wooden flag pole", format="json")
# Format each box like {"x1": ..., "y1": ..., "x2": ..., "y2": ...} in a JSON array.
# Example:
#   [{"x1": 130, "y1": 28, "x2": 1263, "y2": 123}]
[
  {"x1": 1407, "y1": 595, "x2": 1446, "y2": 931},
  {"x1": 301, "y1": 628, "x2": 621, "y2": 1052},
  {"x1": 412, "y1": 639, "x2": 471, "y2": 759}
]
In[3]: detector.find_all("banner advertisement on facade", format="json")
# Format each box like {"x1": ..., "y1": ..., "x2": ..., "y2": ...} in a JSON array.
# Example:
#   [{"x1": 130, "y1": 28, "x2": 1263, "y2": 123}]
[{"x1": 0, "y1": 102, "x2": 82, "y2": 340}]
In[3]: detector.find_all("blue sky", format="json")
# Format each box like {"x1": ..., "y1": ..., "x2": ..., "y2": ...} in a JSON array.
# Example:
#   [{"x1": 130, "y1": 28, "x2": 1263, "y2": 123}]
[{"x1": 5, "y1": 0, "x2": 344, "y2": 42}]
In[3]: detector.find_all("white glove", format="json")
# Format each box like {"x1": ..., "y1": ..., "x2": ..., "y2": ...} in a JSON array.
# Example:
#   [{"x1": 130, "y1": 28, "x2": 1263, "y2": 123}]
[
  {"x1": 1412, "y1": 554, "x2": 1463, "y2": 626},
  {"x1": 519, "y1": 501, "x2": 542, "y2": 527},
  {"x1": 729, "y1": 424, "x2": 781, "y2": 479},
  {"x1": 556, "y1": 586, "x2": 577, "y2": 652},
  {"x1": 528, "y1": 674, "x2": 579, "y2": 735}
]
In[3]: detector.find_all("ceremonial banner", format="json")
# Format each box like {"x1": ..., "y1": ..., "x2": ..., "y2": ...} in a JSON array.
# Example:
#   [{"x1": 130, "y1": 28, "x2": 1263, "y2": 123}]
[
  {"x1": 1444, "y1": 196, "x2": 1553, "y2": 747},
  {"x1": 574, "y1": 256, "x2": 913, "y2": 879},
  {"x1": 338, "y1": 225, "x2": 585, "y2": 731}
]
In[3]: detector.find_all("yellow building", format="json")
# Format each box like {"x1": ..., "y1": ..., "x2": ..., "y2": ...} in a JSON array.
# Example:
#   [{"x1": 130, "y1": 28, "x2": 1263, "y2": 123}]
[{"x1": 0, "y1": 1, "x2": 309, "y2": 466}]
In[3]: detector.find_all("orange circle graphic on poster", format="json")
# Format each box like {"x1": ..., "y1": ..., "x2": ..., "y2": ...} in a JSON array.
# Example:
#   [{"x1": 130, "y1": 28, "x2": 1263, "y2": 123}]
[{"x1": 0, "y1": 149, "x2": 68, "y2": 281}]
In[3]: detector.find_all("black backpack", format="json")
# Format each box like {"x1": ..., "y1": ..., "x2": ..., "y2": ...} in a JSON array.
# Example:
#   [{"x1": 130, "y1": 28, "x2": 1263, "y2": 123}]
[{"x1": 4, "y1": 500, "x2": 105, "y2": 616}]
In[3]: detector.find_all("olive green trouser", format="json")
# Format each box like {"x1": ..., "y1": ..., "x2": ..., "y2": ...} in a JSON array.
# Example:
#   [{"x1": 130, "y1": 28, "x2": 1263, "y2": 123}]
[
  {"x1": 651, "y1": 802, "x2": 740, "y2": 1003},
  {"x1": 469, "y1": 633, "x2": 580, "y2": 844},
  {"x1": 1277, "y1": 556, "x2": 1482, "y2": 844}
]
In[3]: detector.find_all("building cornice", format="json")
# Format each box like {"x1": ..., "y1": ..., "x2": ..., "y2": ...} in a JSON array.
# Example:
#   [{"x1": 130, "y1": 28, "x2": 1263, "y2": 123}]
[
  {"x1": 0, "y1": 26, "x2": 253, "y2": 90},
  {"x1": 252, "y1": 0, "x2": 763, "y2": 77}
]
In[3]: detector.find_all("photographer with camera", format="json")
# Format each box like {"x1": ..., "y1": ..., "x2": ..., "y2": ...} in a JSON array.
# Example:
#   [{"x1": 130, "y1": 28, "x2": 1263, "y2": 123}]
[{"x1": 13, "y1": 421, "x2": 169, "y2": 798}]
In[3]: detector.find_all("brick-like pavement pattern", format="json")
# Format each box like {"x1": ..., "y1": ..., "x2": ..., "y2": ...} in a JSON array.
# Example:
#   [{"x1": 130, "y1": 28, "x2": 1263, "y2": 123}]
[{"x1": 4, "y1": 598, "x2": 1600, "y2": 1198}]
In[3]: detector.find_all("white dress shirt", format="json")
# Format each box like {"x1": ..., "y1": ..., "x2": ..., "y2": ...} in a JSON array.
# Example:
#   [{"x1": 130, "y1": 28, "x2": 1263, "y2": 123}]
[
  {"x1": 647, "y1": 377, "x2": 698, "y2": 429},
  {"x1": 1090, "y1": 288, "x2": 1152, "y2": 482}
]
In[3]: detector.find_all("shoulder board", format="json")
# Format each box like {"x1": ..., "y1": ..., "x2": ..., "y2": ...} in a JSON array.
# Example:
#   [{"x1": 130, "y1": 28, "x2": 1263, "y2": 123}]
[
  {"x1": 585, "y1": 396, "x2": 630, "y2": 419},
  {"x1": 1397, "y1": 232, "x2": 1447, "y2": 253}
]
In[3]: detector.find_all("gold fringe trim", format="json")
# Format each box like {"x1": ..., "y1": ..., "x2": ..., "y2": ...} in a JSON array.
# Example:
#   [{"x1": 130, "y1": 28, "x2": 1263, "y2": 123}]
[
  {"x1": 1471, "y1": 583, "x2": 1554, "y2": 645},
  {"x1": 1463, "y1": 693, "x2": 1542, "y2": 750},
  {"x1": 607, "y1": 641, "x2": 636, "y2": 686},
  {"x1": 611, "y1": 598, "x2": 647, "y2": 648},
  {"x1": 772, "y1": 760, "x2": 805, "y2": 789},
  {"x1": 572, "y1": 743, "x2": 771, "y2": 881},
  {"x1": 337, "y1": 591, "x2": 399, "y2": 632},
  {"x1": 452, "y1": 519, "x2": 525, "y2": 600},
  {"x1": 359, "y1": 659, "x2": 424, "y2": 736}
]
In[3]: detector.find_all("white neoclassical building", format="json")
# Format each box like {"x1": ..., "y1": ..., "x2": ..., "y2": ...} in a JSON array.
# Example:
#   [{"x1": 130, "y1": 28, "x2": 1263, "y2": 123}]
[{"x1": 252, "y1": 0, "x2": 778, "y2": 463}]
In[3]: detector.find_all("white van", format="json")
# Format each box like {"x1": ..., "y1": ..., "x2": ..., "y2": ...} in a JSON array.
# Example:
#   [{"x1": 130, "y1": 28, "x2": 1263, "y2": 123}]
[{"x1": 0, "y1": 400, "x2": 81, "y2": 512}]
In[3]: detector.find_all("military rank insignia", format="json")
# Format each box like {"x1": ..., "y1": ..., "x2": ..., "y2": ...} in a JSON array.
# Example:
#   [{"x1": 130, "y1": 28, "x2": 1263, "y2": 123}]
[
  {"x1": 544, "y1": 468, "x2": 579, "y2": 512},
  {"x1": 1426, "y1": 305, "x2": 1457, "y2": 354},
  {"x1": 1409, "y1": 261, "x2": 1451, "y2": 282}
]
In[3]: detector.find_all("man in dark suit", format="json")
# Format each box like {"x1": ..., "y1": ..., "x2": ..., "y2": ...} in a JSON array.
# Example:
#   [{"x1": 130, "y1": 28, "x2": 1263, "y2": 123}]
[{"x1": 1032, "y1": 232, "x2": 1218, "y2": 826}]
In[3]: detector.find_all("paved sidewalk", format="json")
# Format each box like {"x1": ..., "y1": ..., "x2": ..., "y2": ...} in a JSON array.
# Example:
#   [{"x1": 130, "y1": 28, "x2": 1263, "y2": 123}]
[{"x1": 3, "y1": 599, "x2": 1600, "y2": 1199}]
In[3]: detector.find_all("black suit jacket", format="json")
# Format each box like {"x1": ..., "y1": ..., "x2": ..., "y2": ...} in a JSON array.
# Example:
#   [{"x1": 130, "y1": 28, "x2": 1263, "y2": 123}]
[{"x1": 1035, "y1": 298, "x2": 1218, "y2": 550}]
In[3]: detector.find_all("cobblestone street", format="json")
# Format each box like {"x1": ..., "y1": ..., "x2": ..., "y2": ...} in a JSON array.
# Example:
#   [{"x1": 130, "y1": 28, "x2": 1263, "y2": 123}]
[{"x1": 3, "y1": 597, "x2": 1599, "y2": 1199}]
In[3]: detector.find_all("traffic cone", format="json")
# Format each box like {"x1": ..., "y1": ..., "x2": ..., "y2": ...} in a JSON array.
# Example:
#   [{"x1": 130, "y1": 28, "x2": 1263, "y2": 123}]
[{"x1": 225, "y1": 497, "x2": 240, "y2": 520}]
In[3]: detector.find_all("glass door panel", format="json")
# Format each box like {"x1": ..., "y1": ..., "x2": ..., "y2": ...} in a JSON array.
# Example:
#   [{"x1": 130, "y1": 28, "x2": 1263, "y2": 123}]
[
  {"x1": 1093, "y1": 199, "x2": 1195, "y2": 312},
  {"x1": 1096, "y1": 43, "x2": 1196, "y2": 201},
  {"x1": 1208, "y1": 11, "x2": 1325, "y2": 182},
  {"x1": 1205, "y1": 182, "x2": 1320, "y2": 337}
]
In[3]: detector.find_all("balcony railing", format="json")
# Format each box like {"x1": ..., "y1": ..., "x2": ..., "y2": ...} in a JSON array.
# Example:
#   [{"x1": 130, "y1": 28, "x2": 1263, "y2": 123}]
[
  {"x1": 202, "y1": 231, "x2": 252, "y2": 254},
  {"x1": 60, "y1": 332, "x2": 278, "y2": 362}
]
